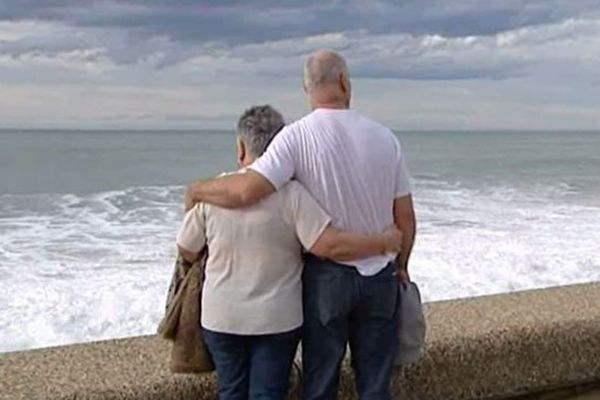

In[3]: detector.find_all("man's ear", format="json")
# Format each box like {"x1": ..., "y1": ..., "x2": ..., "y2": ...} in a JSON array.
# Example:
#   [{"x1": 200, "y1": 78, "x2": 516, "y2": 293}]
[
  {"x1": 236, "y1": 136, "x2": 246, "y2": 167},
  {"x1": 340, "y1": 73, "x2": 349, "y2": 95}
]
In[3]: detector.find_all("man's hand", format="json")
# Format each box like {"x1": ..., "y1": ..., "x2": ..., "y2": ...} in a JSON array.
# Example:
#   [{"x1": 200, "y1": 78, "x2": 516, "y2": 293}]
[
  {"x1": 184, "y1": 185, "x2": 197, "y2": 212},
  {"x1": 384, "y1": 226, "x2": 410, "y2": 286},
  {"x1": 182, "y1": 171, "x2": 276, "y2": 211},
  {"x1": 382, "y1": 226, "x2": 403, "y2": 254},
  {"x1": 396, "y1": 265, "x2": 410, "y2": 285}
]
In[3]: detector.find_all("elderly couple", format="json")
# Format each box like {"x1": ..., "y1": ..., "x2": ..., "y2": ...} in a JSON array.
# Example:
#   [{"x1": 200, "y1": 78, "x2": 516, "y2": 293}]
[{"x1": 177, "y1": 50, "x2": 416, "y2": 400}]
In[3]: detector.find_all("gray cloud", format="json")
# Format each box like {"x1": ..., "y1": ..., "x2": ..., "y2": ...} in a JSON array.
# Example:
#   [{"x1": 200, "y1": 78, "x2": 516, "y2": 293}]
[
  {"x1": 3, "y1": 1, "x2": 600, "y2": 39},
  {"x1": 2, "y1": 1, "x2": 600, "y2": 48},
  {"x1": 0, "y1": 1, "x2": 599, "y2": 129},
  {"x1": 8, "y1": 2, "x2": 600, "y2": 80}
]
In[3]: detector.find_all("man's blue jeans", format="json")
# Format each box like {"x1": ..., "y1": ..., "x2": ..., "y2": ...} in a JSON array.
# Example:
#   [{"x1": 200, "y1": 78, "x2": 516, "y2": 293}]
[
  {"x1": 203, "y1": 327, "x2": 301, "y2": 400},
  {"x1": 302, "y1": 254, "x2": 400, "y2": 400}
]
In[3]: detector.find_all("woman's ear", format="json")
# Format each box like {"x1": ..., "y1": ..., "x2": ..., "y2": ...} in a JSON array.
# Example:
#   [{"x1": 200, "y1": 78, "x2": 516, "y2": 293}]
[{"x1": 236, "y1": 136, "x2": 246, "y2": 168}]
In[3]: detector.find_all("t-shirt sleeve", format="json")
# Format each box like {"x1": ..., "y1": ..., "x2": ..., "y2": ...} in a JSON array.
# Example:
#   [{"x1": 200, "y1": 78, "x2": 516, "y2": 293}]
[
  {"x1": 393, "y1": 138, "x2": 412, "y2": 198},
  {"x1": 284, "y1": 182, "x2": 332, "y2": 250},
  {"x1": 176, "y1": 203, "x2": 207, "y2": 252},
  {"x1": 248, "y1": 125, "x2": 296, "y2": 190}
]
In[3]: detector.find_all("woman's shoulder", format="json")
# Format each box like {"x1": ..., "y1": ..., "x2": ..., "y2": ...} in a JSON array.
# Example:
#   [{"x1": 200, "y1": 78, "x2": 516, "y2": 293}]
[
  {"x1": 277, "y1": 180, "x2": 319, "y2": 209},
  {"x1": 278, "y1": 179, "x2": 308, "y2": 196}
]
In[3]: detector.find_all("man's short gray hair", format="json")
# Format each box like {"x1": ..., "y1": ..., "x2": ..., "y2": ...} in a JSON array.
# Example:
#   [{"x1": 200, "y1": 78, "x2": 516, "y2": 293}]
[
  {"x1": 304, "y1": 50, "x2": 350, "y2": 92},
  {"x1": 237, "y1": 105, "x2": 285, "y2": 157}
]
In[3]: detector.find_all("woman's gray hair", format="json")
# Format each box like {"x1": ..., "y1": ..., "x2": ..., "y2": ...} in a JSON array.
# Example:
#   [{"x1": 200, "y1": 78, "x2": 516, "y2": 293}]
[{"x1": 237, "y1": 105, "x2": 285, "y2": 157}]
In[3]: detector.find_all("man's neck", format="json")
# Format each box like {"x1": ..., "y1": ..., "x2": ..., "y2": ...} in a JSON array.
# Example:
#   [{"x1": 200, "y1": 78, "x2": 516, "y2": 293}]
[
  {"x1": 311, "y1": 101, "x2": 348, "y2": 110},
  {"x1": 240, "y1": 157, "x2": 256, "y2": 168}
]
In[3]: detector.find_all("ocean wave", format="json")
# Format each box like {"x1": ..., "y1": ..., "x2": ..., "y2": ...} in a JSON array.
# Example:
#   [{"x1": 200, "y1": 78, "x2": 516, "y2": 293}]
[{"x1": 0, "y1": 182, "x2": 599, "y2": 353}]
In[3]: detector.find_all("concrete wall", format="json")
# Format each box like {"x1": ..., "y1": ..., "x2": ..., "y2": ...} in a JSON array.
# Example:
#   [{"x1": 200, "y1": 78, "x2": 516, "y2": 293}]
[{"x1": 1, "y1": 282, "x2": 599, "y2": 400}]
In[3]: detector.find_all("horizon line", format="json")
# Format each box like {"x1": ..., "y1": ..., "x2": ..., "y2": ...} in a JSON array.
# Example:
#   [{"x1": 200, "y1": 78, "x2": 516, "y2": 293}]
[{"x1": 1, "y1": 127, "x2": 599, "y2": 133}]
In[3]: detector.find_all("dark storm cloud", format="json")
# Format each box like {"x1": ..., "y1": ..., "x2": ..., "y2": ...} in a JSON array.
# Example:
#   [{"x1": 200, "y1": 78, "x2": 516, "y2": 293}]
[
  {"x1": 2, "y1": 0, "x2": 599, "y2": 44},
  {"x1": 1, "y1": 0, "x2": 600, "y2": 81}
]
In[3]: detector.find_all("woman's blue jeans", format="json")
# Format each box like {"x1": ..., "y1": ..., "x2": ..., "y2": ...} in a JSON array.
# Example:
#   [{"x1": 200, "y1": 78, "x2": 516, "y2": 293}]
[{"x1": 203, "y1": 327, "x2": 301, "y2": 400}]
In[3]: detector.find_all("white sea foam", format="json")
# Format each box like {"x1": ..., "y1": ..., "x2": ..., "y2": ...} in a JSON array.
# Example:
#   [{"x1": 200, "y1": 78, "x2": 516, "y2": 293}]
[
  {"x1": 0, "y1": 187, "x2": 180, "y2": 352},
  {"x1": 0, "y1": 180, "x2": 599, "y2": 353}
]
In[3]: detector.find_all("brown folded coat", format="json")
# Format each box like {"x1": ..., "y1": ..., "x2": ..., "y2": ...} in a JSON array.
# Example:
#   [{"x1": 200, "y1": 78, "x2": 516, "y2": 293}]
[{"x1": 157, "y1": 250, "x2": 214, "y2": 373}]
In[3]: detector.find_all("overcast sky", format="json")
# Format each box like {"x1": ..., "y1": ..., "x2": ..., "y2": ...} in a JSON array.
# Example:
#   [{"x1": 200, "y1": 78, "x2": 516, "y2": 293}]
[{"x1": 1, "y1": 1, "x2": 599, "y2": 130}]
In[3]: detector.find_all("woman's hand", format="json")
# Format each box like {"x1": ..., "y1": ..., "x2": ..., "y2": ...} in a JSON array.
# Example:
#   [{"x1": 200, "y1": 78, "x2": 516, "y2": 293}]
[{"x1": 382, "y1": 226, "x2": 403, "y2": 254}]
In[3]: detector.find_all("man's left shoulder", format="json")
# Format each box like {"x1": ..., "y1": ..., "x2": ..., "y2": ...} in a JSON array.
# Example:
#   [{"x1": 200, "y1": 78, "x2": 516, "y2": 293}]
[{"x1": 354, "y1": 111, "x2": 396, "y2": 136}]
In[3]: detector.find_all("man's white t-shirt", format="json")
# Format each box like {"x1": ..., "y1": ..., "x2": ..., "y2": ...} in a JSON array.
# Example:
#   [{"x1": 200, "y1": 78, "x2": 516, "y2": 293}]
[{"x1": 250, "y1": 108, "x2": 412, "y2": 276}]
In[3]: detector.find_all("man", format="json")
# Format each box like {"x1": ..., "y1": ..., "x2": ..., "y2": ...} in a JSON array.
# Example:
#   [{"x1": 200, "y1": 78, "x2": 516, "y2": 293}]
[
  {"x1": 178, "y1": 105, "x2": 404, "y2": 400},
  {"x1": 185, "y1": 51, "x2": 416, "y2": 400}
]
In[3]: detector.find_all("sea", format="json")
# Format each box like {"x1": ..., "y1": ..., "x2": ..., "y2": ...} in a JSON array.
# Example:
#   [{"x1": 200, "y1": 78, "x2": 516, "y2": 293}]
[{"x1": 1, "y1": 129, "x2": 599, "y2": 353}]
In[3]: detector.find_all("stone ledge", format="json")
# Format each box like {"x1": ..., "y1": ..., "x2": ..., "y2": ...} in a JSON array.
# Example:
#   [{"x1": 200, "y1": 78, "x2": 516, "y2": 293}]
[
  {"x1": 514, "y1": 382, "x2": 600, "y2": 400},
  {"x1": 1, "y1": 282, "x2": 599, "y2": 400}
]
